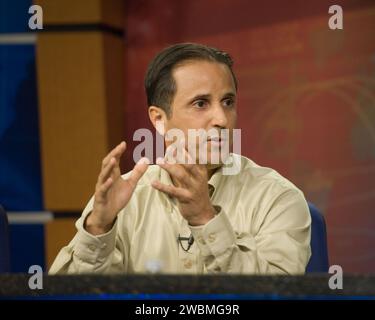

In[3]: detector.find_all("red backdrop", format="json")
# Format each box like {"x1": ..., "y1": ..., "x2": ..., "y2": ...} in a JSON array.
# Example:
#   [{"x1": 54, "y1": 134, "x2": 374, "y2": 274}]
[{"x1": 123, "y1": 0, "x2": 375, "y2": 273}]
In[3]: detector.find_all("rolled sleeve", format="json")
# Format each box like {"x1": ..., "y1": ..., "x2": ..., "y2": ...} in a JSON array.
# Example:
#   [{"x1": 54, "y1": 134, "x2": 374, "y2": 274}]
[
  {"x1": 73, "y1": 217, "x2": 118, "y2": 265},
  {"x1": 189, "y1": 189, "x2": 311, "y2": 274},
  {"x1": 189, "y1": 208, "x2": 236, "y2": 258}
]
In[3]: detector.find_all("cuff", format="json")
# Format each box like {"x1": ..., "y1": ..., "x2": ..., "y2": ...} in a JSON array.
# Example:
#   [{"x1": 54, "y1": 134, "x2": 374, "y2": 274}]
[
  {"x1": 189, "y1": 207, "x2": 236, "y2": 257},
  {"x1": 73, "y1": 215, "x2": 118, "y2": 265}
]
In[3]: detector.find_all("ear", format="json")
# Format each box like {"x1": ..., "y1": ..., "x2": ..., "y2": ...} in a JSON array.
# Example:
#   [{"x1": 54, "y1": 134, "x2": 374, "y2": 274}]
[{"x1": 148, "y1": 106, "x2": 168, "y2": 136}]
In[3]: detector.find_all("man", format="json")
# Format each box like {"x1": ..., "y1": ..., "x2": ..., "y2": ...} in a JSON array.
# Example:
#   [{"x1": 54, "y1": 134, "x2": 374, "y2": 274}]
[{"x1": 50, "y1": 43, "x2": 311, "y2": 274}]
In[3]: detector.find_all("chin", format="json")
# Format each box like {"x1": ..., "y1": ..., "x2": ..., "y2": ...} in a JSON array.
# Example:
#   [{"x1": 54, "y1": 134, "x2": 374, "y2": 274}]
[{"x1": 206, "y1": 163, "x2": 223, "y2": 171}]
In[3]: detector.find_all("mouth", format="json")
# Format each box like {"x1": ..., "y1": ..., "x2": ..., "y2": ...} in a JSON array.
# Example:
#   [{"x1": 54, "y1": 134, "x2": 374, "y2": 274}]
[
  {"x1": 207, "y1": 134, "x2": 227, "y2": 141},
  {"x1": 207, "y1": 137, "x2": 227, "y2": 146}
]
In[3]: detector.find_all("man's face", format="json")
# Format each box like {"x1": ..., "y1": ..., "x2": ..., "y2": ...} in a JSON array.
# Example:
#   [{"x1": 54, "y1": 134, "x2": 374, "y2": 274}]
[{"x1": 164, "y1": 60, "x2": 237, "y2": 167}]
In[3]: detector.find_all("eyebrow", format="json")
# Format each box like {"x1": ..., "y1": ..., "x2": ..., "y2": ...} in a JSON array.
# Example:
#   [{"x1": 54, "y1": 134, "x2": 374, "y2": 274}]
[{"x1": 187, "y1": 92, "x2": 236, "y2": 104}]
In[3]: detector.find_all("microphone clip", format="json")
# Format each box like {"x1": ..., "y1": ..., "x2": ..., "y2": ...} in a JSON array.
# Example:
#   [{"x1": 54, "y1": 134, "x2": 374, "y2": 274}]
[{"x1": 178, "y1": 233, "x2": 194, "y2": 252}]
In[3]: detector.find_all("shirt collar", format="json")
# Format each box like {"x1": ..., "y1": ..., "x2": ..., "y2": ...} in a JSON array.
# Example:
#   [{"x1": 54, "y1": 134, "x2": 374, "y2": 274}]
[{"x1": 208, "y1": 153, "x2": 239, "y2": 193}]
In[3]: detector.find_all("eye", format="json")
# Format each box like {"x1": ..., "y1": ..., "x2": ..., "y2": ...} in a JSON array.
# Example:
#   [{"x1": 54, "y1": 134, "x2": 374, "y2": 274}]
[
  {"x1": 194, "y1": 100, "x2": 208, "y2": 108},
  {"x1": 222, "y1": 98, "x2": 235, "y2": 108}
]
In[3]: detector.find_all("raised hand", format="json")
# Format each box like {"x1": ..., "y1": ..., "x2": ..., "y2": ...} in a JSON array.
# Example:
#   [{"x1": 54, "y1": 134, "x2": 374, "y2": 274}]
[
  {"x1": 85, "y1": 141, "x2": 149, "y2": 235},
  {"x1": 151, "y1": 142, "x2": 216, "y2": 226}
]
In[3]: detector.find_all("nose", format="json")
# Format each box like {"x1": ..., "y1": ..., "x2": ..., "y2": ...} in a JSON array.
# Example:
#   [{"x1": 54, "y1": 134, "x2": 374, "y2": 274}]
[{"x1": 211, "y1": 103, "x2": 228, "y2": 128}]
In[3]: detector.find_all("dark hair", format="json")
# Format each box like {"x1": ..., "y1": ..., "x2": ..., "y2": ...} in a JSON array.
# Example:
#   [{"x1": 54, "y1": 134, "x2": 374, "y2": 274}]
[{"x1": 144, "y1": 43, "x2": 238, "y2": 116}]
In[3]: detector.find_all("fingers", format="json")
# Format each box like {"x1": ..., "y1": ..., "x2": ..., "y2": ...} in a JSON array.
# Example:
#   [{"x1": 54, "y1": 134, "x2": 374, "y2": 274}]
[
  {"x1": 156, "y1": 137, "x2": 208, "y2": 186},
  {"x1": 151, "y1": 180, "x2": 190, "y2": 201},
  {"x1": 102, "y1": 141, "x2": 126, "y2": 169},
  {"x1": 95, "y1": 176, "x2": 114, "y2": 201},
  {"x1": 164, "y1": 139, "x2": 194, "y2": 166},
  {"x1": 98, "y1": 157, "x2": 116, "y2": 186},
  {"x1": 99, "y1": 177, "x2": 113, "y2": 197},
  {"x1": 164, "y1": 140, "x2": 186, "y2": 165},
  {"x1": 161, "y1": 143, "x2": 204, "y2": 179},
  {"x1": 164, "y1": 139, "x2": 195, "y2": 170},
  {"x1": 96, "y1": 141, "x2": 126, "y2": 201},
  {"x1": 180, "y1": 139, "x2": 206, "y2": 176},
  {"x1": 128, "y1": 157, "x2": 150, "y2": 187},
  {"x1": 180, "y1": 144, "x2": 198, "y2": 173},
  {"x1": 156, "y1": 157, "x2": 190, "y2": 187}
]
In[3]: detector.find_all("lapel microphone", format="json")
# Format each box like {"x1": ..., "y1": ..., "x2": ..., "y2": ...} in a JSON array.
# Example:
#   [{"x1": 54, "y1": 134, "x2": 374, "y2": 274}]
[{"x1": 178, "y1": 233, "x2": 194, "y2": 252}]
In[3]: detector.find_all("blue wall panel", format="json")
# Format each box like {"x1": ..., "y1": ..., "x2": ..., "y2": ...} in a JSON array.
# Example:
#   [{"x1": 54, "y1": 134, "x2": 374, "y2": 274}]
[
  {"x1": 0, "y1": 0, "x2": 33, "y2": 33},
  {"x1": 0, "y1": 0, "x2": 45, "y2": 273},
  {"x1": 9, "y1": 224, "x2": 45, "y2": 273},
  {"x1": 0, "y1": 44, "x2": 43, "y2": 211}
]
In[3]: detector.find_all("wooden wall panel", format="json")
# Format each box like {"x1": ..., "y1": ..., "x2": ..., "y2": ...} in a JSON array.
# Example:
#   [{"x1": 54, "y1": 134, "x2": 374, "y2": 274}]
[
  {"x1": 103, "y1": 34, "x2": 125, "y2": 150},
  {"x1": 45, "y1": 218, "x2": 77, "y2": 270},
  {"x1": 37, "y1": 33, "x2": 105, "y2": 210},
  {"x1": 36, "y1": 1, "x2": 125, "y2": 211},
  {"x1": 35, "y1": 0, "x2": 124, "y2": 29}
]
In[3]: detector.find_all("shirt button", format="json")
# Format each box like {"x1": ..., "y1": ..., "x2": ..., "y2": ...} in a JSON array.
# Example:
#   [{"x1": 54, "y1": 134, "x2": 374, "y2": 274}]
[
  {"x1": 208, "y1": 233, "x2": 216, "y2": 243},
  {"x1": 198, "y1": 236, "x2": 206, "y2": 245},
  {"x1": 184, "y1": 259, "x2": 193, "y2": 269},
  {"x1": 88, "y1": 244, "x2": 96, "y2": 252}
]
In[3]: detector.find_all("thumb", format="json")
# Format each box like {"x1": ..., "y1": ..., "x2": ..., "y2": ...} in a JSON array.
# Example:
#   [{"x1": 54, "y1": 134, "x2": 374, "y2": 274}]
[{"x1": 128, "y1": 157, "x2": 150, "y2": 187}]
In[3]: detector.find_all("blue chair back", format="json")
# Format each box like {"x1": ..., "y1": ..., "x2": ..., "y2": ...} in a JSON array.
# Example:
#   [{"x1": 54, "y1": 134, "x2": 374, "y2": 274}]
[
  {"x1": 306, "y1": 203, "x2": 329, "y2": 273},
  {"x1": 0, "y1": 205, "x2": 11, "y2": 273}
]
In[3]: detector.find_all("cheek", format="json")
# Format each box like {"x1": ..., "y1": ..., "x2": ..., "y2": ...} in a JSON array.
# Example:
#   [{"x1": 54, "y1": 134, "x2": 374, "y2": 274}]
[
  {"x1": 232, "y1": 109, "x2": 238, "y2": 124},
  {"x1": 226, "y1": 111, "x2": 237, "y2": 128}
]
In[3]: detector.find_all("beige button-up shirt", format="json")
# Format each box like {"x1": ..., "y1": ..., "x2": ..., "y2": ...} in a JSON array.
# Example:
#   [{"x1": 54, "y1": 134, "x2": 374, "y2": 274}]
[{"x1": 49, "y1": 154, "x2": 311, "y2": 275}]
